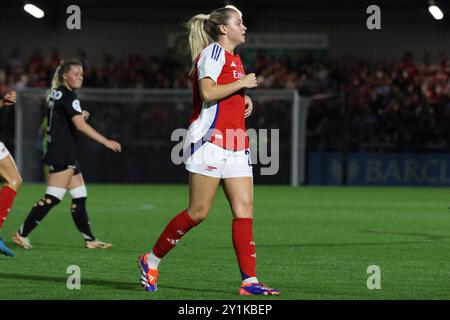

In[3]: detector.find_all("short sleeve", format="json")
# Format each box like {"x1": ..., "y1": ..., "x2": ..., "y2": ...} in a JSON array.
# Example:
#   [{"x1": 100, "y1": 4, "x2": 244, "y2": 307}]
[
  {"x1": 63, "y1": 91, "x2": 83, "y2": 118},
  {"x1": 197, "y1": 43, "x2": 226, "y2": 84}
]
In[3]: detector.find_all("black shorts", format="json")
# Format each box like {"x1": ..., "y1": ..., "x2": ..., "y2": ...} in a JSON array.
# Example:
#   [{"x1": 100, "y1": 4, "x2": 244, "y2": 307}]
[{"x1": 46, "y1": 161, "x2": 81, "y2": 175}]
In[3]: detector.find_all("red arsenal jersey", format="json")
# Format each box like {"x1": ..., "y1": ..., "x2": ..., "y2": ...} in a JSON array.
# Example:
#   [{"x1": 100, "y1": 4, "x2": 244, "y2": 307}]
[{"x1": 188, "y1": 42, "x2": 249, "y2": 151}]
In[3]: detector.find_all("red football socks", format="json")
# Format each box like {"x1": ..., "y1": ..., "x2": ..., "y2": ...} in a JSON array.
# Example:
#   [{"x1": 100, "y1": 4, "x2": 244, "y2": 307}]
[
  {"x1": 0, "y1": 185, "x2": 17, "y2": 229},
  {"x1": 152, "y1": 209, "x2": 198, "y2": 258},
  {"x1": 151, "y1": 211, "x2": 257, "y2": 281},
  {"x1": 232, "y1": 218, "x2": 257, "y2": 280}
]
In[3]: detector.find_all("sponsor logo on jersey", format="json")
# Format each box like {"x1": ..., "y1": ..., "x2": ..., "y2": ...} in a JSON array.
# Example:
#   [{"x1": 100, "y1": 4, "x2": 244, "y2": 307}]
[
  {"x1": 50, "y1": 90, "x2": 63, "y2": 100},
  {"x1": 72, "y1": 99, "x2": 82, "y2": 112},
  {"x1": 231, "y1": 61, "x2": 237, "y2": 67},
  {"x1": 233, "y1": 70, "x2": 245, "y2": 79}
]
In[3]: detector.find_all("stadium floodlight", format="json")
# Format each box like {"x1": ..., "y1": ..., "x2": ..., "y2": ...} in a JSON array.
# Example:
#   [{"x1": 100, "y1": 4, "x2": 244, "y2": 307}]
[
  {"x1": 23, "y1": 3, "x2": 45, "y2": 18},
  {"x1": 428, "y1": 0, "x2": 444, "y2": 20}
]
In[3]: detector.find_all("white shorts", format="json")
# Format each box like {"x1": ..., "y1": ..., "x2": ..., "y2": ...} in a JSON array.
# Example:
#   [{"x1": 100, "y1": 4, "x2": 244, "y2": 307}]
[
  {"x1": 185, "y1": 142, "x2": 253, "y2": 179},
  {"x1": 0, "y1": 141, "x2": 10, "y2": 160}
]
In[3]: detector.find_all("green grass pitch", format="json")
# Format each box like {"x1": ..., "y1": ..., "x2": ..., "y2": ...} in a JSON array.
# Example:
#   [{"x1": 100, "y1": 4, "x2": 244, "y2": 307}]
[{"x1": 0, "y1": 184, "x2": 449, "y2": 300}]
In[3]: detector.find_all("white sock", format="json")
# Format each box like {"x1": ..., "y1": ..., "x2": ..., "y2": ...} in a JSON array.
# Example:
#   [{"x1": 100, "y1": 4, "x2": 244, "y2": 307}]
[
  {"x1": 243, "y1": 277, "x2": 258, "y2": 284},
  {"x1": 147, "y1": 251, "x2": 161, "y2": 270}
]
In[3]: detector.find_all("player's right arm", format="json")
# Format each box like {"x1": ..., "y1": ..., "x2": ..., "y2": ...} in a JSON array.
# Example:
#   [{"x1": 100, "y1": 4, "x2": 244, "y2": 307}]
[
  {"x1": 197, "y1": 45, "x2": 257, "y2": 103},
  {"x1": 63, "y1": 91, "x2": 121, "y2": 152},
  {"x1": 199, "y1": 74, "x2": 257, "y2": 103},
  {"x1": 71, "y1": 115, "x2": 122, "y2": 152}
]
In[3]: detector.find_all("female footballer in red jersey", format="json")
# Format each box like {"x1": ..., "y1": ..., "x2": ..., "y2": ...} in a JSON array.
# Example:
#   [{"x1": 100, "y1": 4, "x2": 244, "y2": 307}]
[
  {"x1": 0, "y1": 90, "x2": 21, "y2": 257},
  {"x1": 139, "y1": 5, "x2": 280, "y2": 296}
]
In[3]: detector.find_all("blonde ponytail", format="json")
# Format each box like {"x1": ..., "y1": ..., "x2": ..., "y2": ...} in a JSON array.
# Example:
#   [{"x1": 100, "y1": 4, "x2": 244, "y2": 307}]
[
  {"x1": 186, "y1": 14, "x2": 212, "y2": 63},
  {"x1": 46, "y1": 64, "x2": 63, "y2": 102}
]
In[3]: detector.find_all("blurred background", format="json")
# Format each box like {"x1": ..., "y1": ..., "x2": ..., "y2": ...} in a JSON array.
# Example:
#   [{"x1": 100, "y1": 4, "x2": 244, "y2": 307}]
[{"x1": 2, "y1": 0, "x2": 450, "y2": 186}]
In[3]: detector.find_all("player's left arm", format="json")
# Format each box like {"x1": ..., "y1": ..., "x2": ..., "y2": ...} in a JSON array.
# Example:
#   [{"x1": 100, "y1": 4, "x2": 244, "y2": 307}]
[
  {"x1": 244, "y1": 95, "x2": 253, "y2": 118},
  {"x1": 0, "y1": 90, "x2": 17, "y2": 108}
]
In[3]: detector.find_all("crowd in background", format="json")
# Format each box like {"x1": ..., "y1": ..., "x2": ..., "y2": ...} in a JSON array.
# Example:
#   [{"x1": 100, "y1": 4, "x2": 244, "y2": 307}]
[
  {"x1": 2, "y1": 48, "x2": 450, "y2": 152},
  {"x1": 307, "y1": 52, "x2": 450, "y2": 151}
]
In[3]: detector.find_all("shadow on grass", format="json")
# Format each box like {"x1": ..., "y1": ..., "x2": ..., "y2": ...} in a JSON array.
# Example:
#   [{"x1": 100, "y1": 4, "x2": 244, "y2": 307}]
[
  {"x1": 215, "y1": 240, "x2": 443, "y2": 249},
  {"x1": 158, "y1": 285, "x2": 235, "y2": 295},
  {"x1": 362, "y1": 230, "x2": 449, "y2": 240},
  {"x1": 4, "y1": 242, "x2": 140, "y2": 253},
  {"x1": 0, "y1": 272, "x2": 137, "y2": 291},
  {"x1": 0, "y1": 272, "x2": 235, "y2": 295},
  {"x1": 214, "y1": 230, "x2": 449, "y2": 250}
]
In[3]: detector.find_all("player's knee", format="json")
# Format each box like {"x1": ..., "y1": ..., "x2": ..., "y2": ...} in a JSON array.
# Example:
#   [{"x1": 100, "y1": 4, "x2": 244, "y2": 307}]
[
  {"x1": 37, "y1": 198, "x2": 47, "y2": 207},
  {"x1": 36, "y1": 195, "x2": 61, "y2": 208},
  {"x1": 16, "y1": 175, "x2": 23, "y2": 189},
  {"x1": 232, "y1": 199, "x2": 253, "y2": 217},
  {"x1": 6, "y1": 174, "x2": 22, "y2": 192},
  {"x1": 45, "y1": 196, "x2": 61, "y2": 206},
  {"x1": 187, "y1": 205, "x2": 210, "y2": 223}
]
